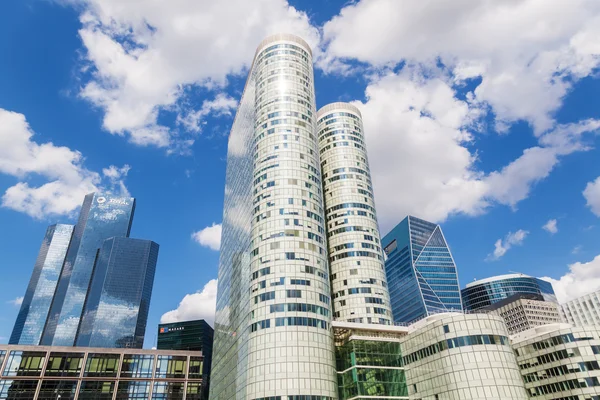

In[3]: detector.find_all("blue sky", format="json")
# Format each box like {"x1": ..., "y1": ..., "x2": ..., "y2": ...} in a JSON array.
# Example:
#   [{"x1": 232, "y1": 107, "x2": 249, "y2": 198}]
[{"x1": 1, "y1": 0, "x2": 600, "y2": 347}]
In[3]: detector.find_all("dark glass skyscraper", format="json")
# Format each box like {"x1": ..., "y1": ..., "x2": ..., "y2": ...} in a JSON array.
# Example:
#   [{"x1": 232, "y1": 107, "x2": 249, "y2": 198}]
[
  {"x1": 382, "y1": 216, "x2": 463, "y2": 324},
  {"x1": 9, "y1": 224, "x2": 74, "y2": 345},
  {"x1": 41, "y1": 193, "x2": 135, "y2": 346},
  {"x1": 461, "y1": 273, "x2": 557, "y2": 311},
  {"x1": 76, "y1": 237, "x2": 159, "y2": 348}
]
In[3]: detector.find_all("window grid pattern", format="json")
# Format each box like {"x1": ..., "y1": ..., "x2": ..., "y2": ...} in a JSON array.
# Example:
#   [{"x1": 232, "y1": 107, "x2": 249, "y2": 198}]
[
  {"x1": 210, "y1": 33, "x2": 337, "y2": 400},
  {"x1": 317, "y1": 104, "x2": 392, "y2": 325},
  {"x1": 0, "y1": 347, "x2": 207, "y2": 400},
  {"x1": 461, "y1": 275, "x2": 557, "y2": 311},
  {"x1": 383, "y1": 216, "x2": 463, "y2": 324}
]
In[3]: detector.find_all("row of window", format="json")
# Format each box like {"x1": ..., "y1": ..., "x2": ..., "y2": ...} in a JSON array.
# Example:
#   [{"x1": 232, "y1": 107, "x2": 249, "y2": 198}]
[
  {"x1": 0, "y1": 351, "x2": 202, "y2": 379},
  {"x1": 250, "y1": 317, "x2": 329, "y2": 333},
  {"x1": 528, "y1": 376, "x2": 600, "y2": 397},
  {"x1": 0, "y1": 380, "x2": 205, "y2": 400},
  {"x1": 269, "y1": 303, "x2": 330, "y2": 316},
  {"x1": 317, "y1": 111, "x2": 359, "y2": 124},
  {"x1": 402, "y1": 334, "x2": 510, "y2": 365},
  {"x1": 523, "y1": 361, "x2": 600, "y2": 382}
]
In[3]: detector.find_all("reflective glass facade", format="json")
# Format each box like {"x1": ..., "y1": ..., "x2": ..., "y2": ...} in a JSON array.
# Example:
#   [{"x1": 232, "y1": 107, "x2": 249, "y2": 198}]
[
  {"x1": 334, "y1": 326, "x2": 408, "y2": 400},
  {"x1": 317, "y1": 103, "x2": 392, "y2": 326},
  {"x1": 210, "y1": 34, "x2": 337, "y2": 400},
  {"x1": 76, "y1": 238, "x2": 159, "y2": 348},
  {"x1": 382, "y1": 216, "x2": 463, "y2": 324},
  {"x1": 157, "y1": 319, "x2": 213, "y2": 398},
  {"x1": 9, "y1": 224, "x2": 74, "y2": 345},
  {"x1": 0, "y1": 345, "x2": 207, "y2": 400},
  {"x1": 42, "y1": 193, "x2": 136, "y2": 346},
  {"x1": 461, "y1": 274, "x2": 557, "y2": 311}
]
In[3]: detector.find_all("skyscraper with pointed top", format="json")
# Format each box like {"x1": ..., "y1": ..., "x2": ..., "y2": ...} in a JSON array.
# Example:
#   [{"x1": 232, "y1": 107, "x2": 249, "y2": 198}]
[{"x1": 382, "y1": 215, "x2": 463, "y2": 324}]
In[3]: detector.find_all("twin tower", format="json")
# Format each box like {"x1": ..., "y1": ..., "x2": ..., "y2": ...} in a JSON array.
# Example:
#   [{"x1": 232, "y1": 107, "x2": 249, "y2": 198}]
[{"x1": 211, "y1": 34, "x2": 392, "y2": 399}]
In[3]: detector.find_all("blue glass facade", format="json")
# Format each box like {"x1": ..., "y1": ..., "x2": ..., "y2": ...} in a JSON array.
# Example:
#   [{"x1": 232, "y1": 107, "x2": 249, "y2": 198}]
[
  {"x1": 76, "y1": 238, "x2": 159, "y2": 348},
  {"x1": 9, "y1": 224, "x2": 74, "y2": 345},
  {"x1": 41, "y1": 193, "x2": 136, "y2": 346},
  {"x1": 382, "y1": 216, "x2": 463, "y2": 324},
  {"x1": 461, "y1": 274, "x2": 557, "y2": 311}
]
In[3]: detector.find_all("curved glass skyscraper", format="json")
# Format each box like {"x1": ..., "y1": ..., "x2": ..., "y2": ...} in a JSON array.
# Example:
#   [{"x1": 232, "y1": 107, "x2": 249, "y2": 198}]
[
  {"x1": 317, "y1": 102, "x2": 392, "y2": 325},
  {"x1": 210, "y1": 34, "x2": 337, "y2": 400},
  {"x1": 461, "y1": 273, "x2": 557, "y2": 311}
]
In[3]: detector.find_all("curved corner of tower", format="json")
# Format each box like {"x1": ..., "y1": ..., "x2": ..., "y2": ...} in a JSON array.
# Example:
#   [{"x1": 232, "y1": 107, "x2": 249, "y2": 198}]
[
  {"x1": 317, "y1": 102, "x2": 362, "y2": 119},
  {"x1": 254, "y1": 33, "x2": 313, "y2": 57}
]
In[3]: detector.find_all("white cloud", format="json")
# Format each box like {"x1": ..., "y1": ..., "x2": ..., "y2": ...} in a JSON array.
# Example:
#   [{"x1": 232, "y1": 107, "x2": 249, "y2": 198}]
[
  {"x1": 8, "y1": 297, "x2": 23, "y2": 307},
  {"x1": 358, "y1": 68, "x2": 600, "y2": 231},
  {"x1": 486, "y1": 229, "x2": 529, "y2": 261},
  {"x1": 0, "y1": 108, "x2": 130, "y2": 219},
  {"x1": 191, "y1": 223, "x2": 222, "y2": 251},
  {"x1": 160, "y1": 279, "x2": 217, "y2": 326},
  {"x1": 542, "y1": 254, "x2": 600, "y2": 302},
  {"x1": 543, "y1": 219, "x2": 558, "y2": 234},
  {"x1": 323, "y1": 0, "x2": 600, "y2": 133},
  {"x1": 68, "y1": 0, "x2": 319, "y2": 149},
  {"x1": 584, "y1": 176, "x2": 600, "y2": 216},
  {"x1": 177, "y1": 93, "x2": 238, "y2": 133}
]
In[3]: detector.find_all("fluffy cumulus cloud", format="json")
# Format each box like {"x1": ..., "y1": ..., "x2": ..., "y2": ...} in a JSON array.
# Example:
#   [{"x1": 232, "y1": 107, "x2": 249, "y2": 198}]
[
  {"x1": 358, "y1": 68, "x2": 600, "y2": 231},
  {"x1": 67, "y1": 0, "x2": 319, "y2": 149},
  {"x1": 584, "y1": 176, "x2": 600, "y2": 216},
  {"x1": 542, "y1": 254, "x2": 600, "y2": 302},
  {"x1": 323, "y1": 0, "x2": 600, "y2": 133},
  {"x1": 191, "y1": 223, "x2": 222, "y2": 251},
  {"x1": 0, "y1": 108, "x2": 130, "y2": 219},
  {"x1": 160, "y1": 279, "x2": 217, "y2": 326},
  {"x1": 486, "y1": 229, "x2": 529, "y2": 261},
  {"x1": 543, "y1": 219, "x2": 559, "y2": 234}
]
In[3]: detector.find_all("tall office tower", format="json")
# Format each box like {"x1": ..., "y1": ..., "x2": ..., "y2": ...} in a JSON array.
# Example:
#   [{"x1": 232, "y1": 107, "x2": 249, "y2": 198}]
[
  {"x1": 317, "y1": 102, "x2": 392, "y2": 325},
  {"x1": 210, "y1": 34, "x2": 337, "y2": 400},
  {"x1": 9, "y1": 224, "x2": 74, "y2": 345},
  {"x1": 41, "y1": 193, "x2": 136, "y2": 346},
  {"x1": 382, "y1": 216, "x2": 463, "y2": 324},
  {"x1": 560, "y1": 289, "x2": 600, "y2": 326},
  {"x1": 461, "y1": 273, "x2": 557, "y2": 311},
  {"x1": 76, "y1": 237, "x2": 159, "y2": 348}
]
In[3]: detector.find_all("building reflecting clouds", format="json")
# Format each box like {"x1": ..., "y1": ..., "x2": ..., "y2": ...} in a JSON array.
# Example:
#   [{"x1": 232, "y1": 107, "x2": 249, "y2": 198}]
[
  {"x1": 10, "y1": 224, "x2": 74, "y2": 345},
  {"x1": 10, "y1": 192, "x2": 159, "y2": 350},
  {"x1": 76, "y1": 238, "x2": 159, "y2": 348},
  {"x1": 41, "y1": 193, "x2": 136, "y2": 346}
]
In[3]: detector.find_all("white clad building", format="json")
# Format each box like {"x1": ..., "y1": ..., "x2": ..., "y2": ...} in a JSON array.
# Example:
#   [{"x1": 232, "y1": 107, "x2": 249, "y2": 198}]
[
  {"x1": 210, "y1": 34, "x2": 337, "y2": 400},
  {"x1": 400, "y1": 313, "x2": 529, "y2": 400},
  {"x1": 317, "y1": 102, "x2": 392, "y2": 325},
  {"x1": 561, "y1": 290, "x2": 600, "y2": 327},
  {"x1": 512, "y1": 323, "x2": 600, "y2": 399}
]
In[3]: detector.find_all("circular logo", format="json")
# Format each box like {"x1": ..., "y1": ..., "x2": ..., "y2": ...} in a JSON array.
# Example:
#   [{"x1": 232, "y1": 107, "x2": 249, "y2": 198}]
[{"x1": 97, "y1": 197, "x2": 107, "y2": 204}]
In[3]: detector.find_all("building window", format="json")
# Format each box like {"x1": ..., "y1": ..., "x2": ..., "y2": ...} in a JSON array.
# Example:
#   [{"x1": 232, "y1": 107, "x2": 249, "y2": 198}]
[
  {"x1": 78, "y1": 381, "x2": 115, "y2": 399},
  {"x1": 115, "y1": 381, "x2": 150, "y2": 399},
  {"x1": 45, "y1": 352, "x2": 84, "y2": 377},
  {"x1": 3, "y1": 351, "x2": 46, "y2": 376},
  {"x1": 120, "y1": 354, "x2": 154, "y2": 378},
  {"x1": 84, "y1": 354, "x2": 120, "y2": 377},
  {"x1": 443, "y1": 325, "x2": 450, "y2": 334},
  {"x1": 155, "y1": 356, "x2": 187, "y2": 379}
]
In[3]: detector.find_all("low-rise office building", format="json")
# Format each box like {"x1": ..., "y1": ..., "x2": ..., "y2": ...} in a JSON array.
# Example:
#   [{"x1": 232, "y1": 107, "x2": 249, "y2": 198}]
[
  {"x1": 483, "y1": 293, "x2": 562, "y2": 335},
  {"x1": 401, "y1": 313, "x2": 529, "y2": 399},
  {"x1": 560, "y1": 289, "x2": 600, "y2": 327},
  {"x1": 512, "y1": 323, "x2": 600, "y2": 400},
  {"x1": 0, "y1": 344, "x2": 207, "y2": 399}
]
